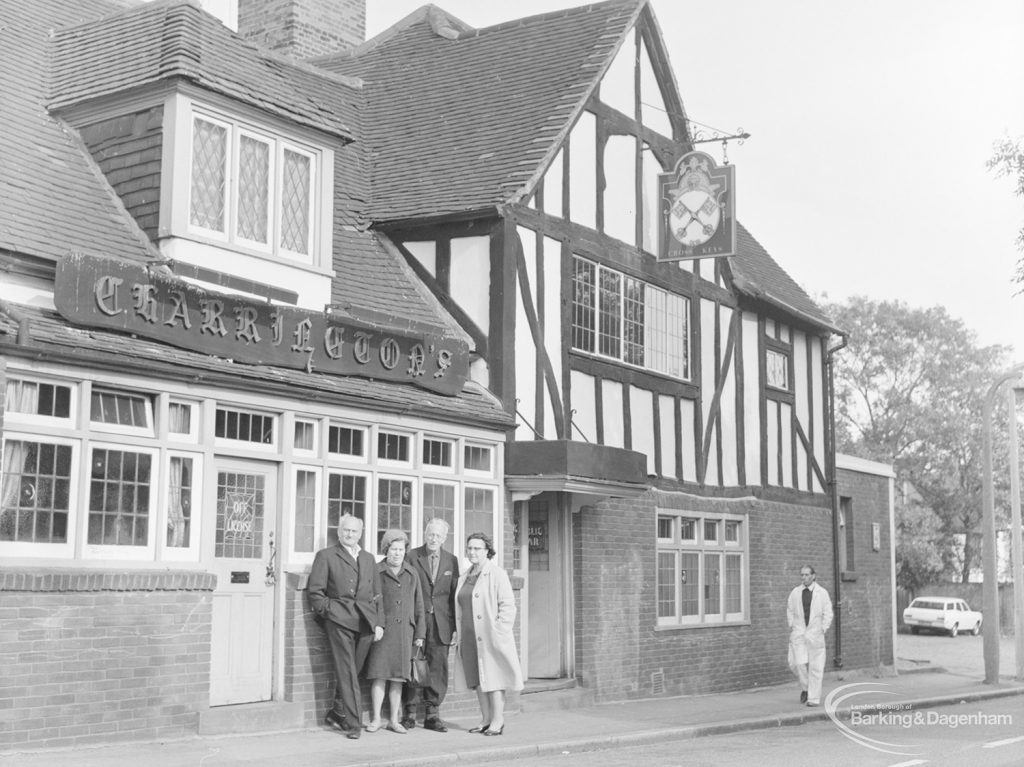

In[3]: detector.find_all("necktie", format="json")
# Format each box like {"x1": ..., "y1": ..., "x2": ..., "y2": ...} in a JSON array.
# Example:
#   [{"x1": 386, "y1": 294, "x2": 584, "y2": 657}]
[
  {"x1": 802, "y1": 587, "x2": 812, "y2": 626},
  {"x1": 430, "y1": 553, "x2": 439, "y2": 580}
]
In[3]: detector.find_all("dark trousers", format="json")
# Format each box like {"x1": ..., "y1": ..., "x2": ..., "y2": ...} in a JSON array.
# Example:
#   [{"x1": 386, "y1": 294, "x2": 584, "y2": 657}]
[
  {"x1": 325, "y1": 622, "x2": 373, "y2": 725},
  {"x1": 403, "y1": 615, "x2": 450, "y2": 719}
]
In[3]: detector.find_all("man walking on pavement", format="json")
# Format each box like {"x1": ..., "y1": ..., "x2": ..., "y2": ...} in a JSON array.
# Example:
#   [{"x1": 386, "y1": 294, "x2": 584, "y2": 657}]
[
  {"x1": 787, "y1": 564, "x2": 833, "y2": 707},
  {"x1": 402, "y1": 517, "x2": 459, "y2": 732},
  {"x1": 308, "y1": 515, "x2": 384, "y2": 738}
]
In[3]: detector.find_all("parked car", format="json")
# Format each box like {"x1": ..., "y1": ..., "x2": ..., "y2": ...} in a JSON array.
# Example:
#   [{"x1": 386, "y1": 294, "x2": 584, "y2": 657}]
[{"x1": 902, "y1": 597, "x2": 982, "y2": 637}]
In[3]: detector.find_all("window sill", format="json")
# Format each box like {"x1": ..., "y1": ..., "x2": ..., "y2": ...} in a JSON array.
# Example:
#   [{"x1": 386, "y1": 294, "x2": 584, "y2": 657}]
[
  {"x1": 841, "y1": 570, "x2": 858, "y2": 582},
  {"x1": 655, "y1": 619, "x2": 751, "y2": 632}
]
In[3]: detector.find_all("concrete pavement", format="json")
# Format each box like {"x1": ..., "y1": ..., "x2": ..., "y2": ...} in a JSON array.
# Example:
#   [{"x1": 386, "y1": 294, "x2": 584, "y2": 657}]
[{"x1": 3, "y1": 660, "x2": 1024, "y2": 766}]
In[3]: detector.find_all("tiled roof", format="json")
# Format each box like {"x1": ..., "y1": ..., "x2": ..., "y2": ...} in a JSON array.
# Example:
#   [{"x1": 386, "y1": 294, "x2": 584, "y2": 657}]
[
  {"x1": 49, "y1": 0, "x2": 359, "y2": 140},
  {"x1": 315, "y1": 0, "x2": 643, "y2": 222},
  {"x1": 0, "y1": 0, "x2": 157, "y2": 264},
  {"x1": 331, "y1": 230, "x2": 470, "y2": 342},
  {"x1": 0, "y1": 303, "x2": 511, "y2": 430},
  {"x1": 729, "y1": 223, "x2": 836, "y2": 332}
]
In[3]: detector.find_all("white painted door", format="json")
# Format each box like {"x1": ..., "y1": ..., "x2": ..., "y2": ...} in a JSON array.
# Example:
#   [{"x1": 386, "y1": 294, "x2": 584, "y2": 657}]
[
  {"x1": 526, "y1": 496, "x2": 564, "y2": 678},
  {"x1": 207, "y1": 459, "x2": 278, "y2": 706}
]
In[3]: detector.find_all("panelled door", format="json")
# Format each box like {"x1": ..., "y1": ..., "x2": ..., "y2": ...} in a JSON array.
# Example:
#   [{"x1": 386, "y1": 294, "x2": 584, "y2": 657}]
[{"x1": 206, "y1": 458, "x2": 278, "y2": 706}]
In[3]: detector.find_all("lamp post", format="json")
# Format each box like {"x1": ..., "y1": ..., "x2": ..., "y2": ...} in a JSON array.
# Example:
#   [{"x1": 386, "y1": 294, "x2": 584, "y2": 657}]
[{"x1": 982, "y1": 365, "x2": 1024, "y2": 684}]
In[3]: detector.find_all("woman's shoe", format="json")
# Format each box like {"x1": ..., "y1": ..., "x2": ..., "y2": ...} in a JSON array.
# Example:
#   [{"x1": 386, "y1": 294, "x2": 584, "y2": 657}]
[
  {"x1": 468, "y1": 723, "x2": 490, "y2": 734},
  {"x1": 365, "y1": 720, "x2": 381, "y2": 733},
  {"x1": 482, "y1": 725, "x2": 504, "y2": 736},
  {"x1": 386, "y1": 721, "x2": 408, "y2": 734}
]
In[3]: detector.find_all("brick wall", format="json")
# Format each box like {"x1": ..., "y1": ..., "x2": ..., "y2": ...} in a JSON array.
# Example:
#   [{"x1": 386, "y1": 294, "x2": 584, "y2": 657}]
[
  {"x1": 78, "y1": 107, "x2": 164, "y2": 241},
  {"x1": 573, "y1": 489, "x2": 838, "y2": 702},
  {"x1": 0, "y1": 569, "x2": 213, "y2": 752},
  {"x1": 836, "y1": 465, "x2": 895, "y2": 670},
  {"x1": 238, "y1": 0, "x2": 365, "y2": 59},
  {"x1": 284, "y1": 568, "x2": 522, "y2": 728}
]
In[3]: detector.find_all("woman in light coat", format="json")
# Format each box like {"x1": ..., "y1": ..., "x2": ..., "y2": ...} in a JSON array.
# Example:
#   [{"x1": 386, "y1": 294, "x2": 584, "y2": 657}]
[{"x1": 454, "y1": 532, "x2": 523, "y2": 736}]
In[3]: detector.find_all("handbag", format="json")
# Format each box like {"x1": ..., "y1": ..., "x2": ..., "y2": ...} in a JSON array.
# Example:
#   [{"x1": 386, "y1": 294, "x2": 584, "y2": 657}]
[{"x1": 410, "y1": 645, "x2": 430, "y2": 687}]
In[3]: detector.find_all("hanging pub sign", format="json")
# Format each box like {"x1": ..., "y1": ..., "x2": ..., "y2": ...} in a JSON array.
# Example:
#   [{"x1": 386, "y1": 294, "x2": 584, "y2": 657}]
[
  {"x1": 54, "y1": 253, "x2": 470, "y2": 396},
  {"x1": 658, "y1": 151, "x2": 736, "y2": 261}
]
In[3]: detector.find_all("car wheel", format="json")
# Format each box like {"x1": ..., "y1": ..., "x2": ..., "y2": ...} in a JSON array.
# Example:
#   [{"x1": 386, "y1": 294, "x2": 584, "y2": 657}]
[
  {"x1": 910, "y1": 626, "x2": 920, "y2": 635},
  {"x1": 971, "y1": 622, "x2": 981, "y2": 636},
  {"x1": 949, "y1": 623, "x2": 959, "y2": 638}
]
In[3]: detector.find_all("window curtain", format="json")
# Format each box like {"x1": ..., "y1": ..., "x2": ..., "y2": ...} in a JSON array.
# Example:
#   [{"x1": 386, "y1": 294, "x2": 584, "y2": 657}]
[
  {"x1": 167, "y1": 456, "x2": 186, "y2": 547},
  {"x1": 2, "y1": 382, "x2": 37, "y2": 539}
]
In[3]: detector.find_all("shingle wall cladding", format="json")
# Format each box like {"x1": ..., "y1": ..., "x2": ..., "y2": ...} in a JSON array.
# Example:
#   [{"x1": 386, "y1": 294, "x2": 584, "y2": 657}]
[
  {"x1": 0, "y1": 569, "x2": 213, "y2": 751},
  {"x1": 573, "y1": 490, "x2": 836, "y2": 702},
  {"x1": 78, "y1": 106, "x2": 164, "y2": 242},
  {"x1": 836, "y1": 467, "x2": 895, "y2": 671}
]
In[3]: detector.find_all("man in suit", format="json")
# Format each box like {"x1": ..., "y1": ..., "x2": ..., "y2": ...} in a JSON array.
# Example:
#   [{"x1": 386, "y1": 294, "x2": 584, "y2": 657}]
[
  {"x1": 786, "y1": 564, "x2": 834, "y2": 707},
  {"x1": 401, "y1": 517, "x2": 459, "y2": 732},
  {"x1": 308, "y1": 514, "x2": 384, "y2": 739}
]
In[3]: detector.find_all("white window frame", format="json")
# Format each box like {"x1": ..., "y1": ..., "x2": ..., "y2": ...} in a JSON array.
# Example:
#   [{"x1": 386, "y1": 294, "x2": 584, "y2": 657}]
[
  {"x1": 421, "y1": 436, "x2": 456, "y2": 474},
  {"x1": 766, "y1": 348, "x2": 790, "y2": 391},
  {"x1": 324, "y1": 467, "x2": 372, "y2": 551},
  {"x1": 656, "y1": 510, "x2": 748, "y2": 628},
  {"x1": 166, "y1": 399, "x2": 200, "y2": 443},
  {"x1": 462, "y1": 482, "x2": 498, "y2": 562},
  {"x1": 327, "y1": 422, "x2": 369, "y2": 464},
  {"x1": 82, "y1": 442, "x2": 160, "y2": 561},
  {"x1": 213, "y1": 405, "x2": 278, "y2": 452},
  {"x1": 159, "y1": 450, "x2": 203, "y2": 562},
  {"x1": 421, "y1": 478, "x2": 459, "y2": 550},
  {"x1": 0, "y1": 433, "x2": 80, "y2": 559},
  {"x1": 571, "y1": 255, "x2": 691, "y2": 380},
  {"x1": 376, "y1": 429, "x2": 413, "y2": 468},
  {"x1": 373, "y1": 473, "x2": 417, "y2": 557},
  {"x1": 183, "y1": 103, "x2": 325, "y2": 266},
  {"x1": 88, "y1": 386, "x2": 156, "y2": 439},
  {"x1": 292, "y1": 418, "x2": 319, "y2": 458},
  {"x1": 3, "y1": 377, "x2": 78, "y2": 428},
  {"x1": 463, "y1": 442, "x2": 494, "y2": 477},
  {"x1": 289, "y1": 464, "x2": 322, "y2": 565}
]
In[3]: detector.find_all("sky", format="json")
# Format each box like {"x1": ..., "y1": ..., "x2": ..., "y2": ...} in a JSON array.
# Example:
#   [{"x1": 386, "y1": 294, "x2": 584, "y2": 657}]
[{"x1": 365, "y1": 0, "x2": 1024, "y2": 355}]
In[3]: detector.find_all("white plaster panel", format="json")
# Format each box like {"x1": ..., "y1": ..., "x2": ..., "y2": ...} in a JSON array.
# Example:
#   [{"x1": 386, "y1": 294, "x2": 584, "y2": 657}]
[
  {"x1": 680, "y1": 397, "x2": 697, "y2": 482},
  {"x1": 658, "y1": 394, "x2": 677, "y2": 480},
  {"x1": 811, "y1": 338, "x2": 825, "y2": 493},
  {"x1": 569, "y1": 111, "x2": 597, "y2": 230},
  {"x1": 469, "y1": 357, "x2": 489, "y2": 390},
  {"x1": 676, "y1": 260, "x2": 694, "y2": 274},
  {"x1": 570, "y1": 370, "x2": 597, "y2": 444},
  {"x1": 603, "y1": 134, "x2": 637, "y2": 247},
  {"x1": 601, "y1": 379, "x2": 625, "y2": 448},
  {"x1": 449, "y1": 236, "x2": 491, "y2": 336},
  {"x1": 641, "y1": 145, "x2": 663, "y2": 254},
  {"x1": 601, "y1": 31, "x2": 636, "y2": 118},
  {"x1": 629, "y1": 386, "x2": 656, "y2": 475},
  {"x1": 403, "y1": 241, "x2": 436, "y2": 277},
  {"x1": 781, "y1": 401, "x2": 793, "y2": 488},
  {"x1": 742, "y1": 312, "x2": 761, "y2": 486},
  {"x1": 543, "y1": 236, "x2": 563, "y2": 439},
  {"x1": 793, "y1": 330, "x2": 809, "y2": 492},
  {"x1": 719, "y1": 307, "x2": 738, "y2": 487},
  {"x1": 543, "y1": 148, "x2": 565, "y2": 219},
  {"x1": 700, "y1": 298, "x2": 717, "y2": 425},
  {"x1": 639, "y1": 38, "x2": 673, "y2": 138},
  {"x1": 766, "y1": 399, "x2": 779, "y2": 486},
  {"x1": 515, "y1": 229, "x2": 538, "y2": 440}
]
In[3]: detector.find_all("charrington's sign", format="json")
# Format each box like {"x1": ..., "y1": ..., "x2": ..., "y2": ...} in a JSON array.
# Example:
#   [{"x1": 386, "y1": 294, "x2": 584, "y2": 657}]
[
  {"x1": 54, "y1": 254, "x2": 470, "y2": 396},
  {"x1": 658, "y1": 150, "x2": 736, "y2": 261}
]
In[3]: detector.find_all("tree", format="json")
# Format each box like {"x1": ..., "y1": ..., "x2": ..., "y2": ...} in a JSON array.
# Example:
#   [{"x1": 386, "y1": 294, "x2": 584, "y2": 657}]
[
  {"x1": 988, "y1": 137, "x2": 1024, "y2": 284},
  {"x1": 824, "y1": 296, "x2": 1011, "y2": 583}
]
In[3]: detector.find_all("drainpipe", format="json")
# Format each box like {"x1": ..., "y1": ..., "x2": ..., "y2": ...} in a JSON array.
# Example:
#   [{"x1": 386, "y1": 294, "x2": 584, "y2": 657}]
[
  {"x1": 826, "y1": 331, "x2": 848, "y2": 669},
  {"x1": 0, "y1": 298, "x2": 31, "y2": 345}
]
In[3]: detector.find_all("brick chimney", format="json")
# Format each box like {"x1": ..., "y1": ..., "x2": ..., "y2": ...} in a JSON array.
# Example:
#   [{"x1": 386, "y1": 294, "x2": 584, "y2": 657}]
[{"x1": 237, "y1": 0, "x2": 366, "y2": 59}]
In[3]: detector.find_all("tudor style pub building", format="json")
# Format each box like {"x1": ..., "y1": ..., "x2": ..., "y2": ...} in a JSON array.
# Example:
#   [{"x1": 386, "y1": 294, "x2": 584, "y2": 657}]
[{"x1": 0, "y1": 0, "x2": 895, "y2": 750}]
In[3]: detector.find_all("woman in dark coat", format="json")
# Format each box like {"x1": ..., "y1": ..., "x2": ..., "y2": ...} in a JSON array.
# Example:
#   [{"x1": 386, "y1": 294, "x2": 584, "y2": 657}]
[{"x1": 364, "y1": 529, "x2": 425, "y2": 733}]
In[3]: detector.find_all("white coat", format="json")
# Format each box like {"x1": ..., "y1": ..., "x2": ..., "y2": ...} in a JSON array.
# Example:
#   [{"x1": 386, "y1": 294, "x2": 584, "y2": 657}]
[
  {"x1": 786, "y1": 581, "x2": 834, "y2": 666},
  {"x1": 454, "y1": 557, "x2": 524, "y2": 693}
]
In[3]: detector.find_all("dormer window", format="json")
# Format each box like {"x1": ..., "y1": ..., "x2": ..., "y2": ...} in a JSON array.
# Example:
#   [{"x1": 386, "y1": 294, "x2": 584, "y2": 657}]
[{"x1": 189, "y1": 109, "x2": 318, "y2": 262}]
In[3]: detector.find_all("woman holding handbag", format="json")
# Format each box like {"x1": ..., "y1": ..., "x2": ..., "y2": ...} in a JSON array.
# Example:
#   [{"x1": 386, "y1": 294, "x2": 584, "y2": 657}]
[
  {"x1": 363, "y1": 530, "x2": 425, "y2": 733},
  {"x1": 454, "y1": 532, "x2": 523, "y2": 736}
]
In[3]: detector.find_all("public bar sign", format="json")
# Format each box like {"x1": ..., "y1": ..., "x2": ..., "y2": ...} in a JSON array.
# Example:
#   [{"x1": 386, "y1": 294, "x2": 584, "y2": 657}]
[
  {"x1": 54, "y1": 253, "x2": 470, "y2": 396},
  {"x1": 658, "y1": 151, "x2": 736, "y2": 261}
]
